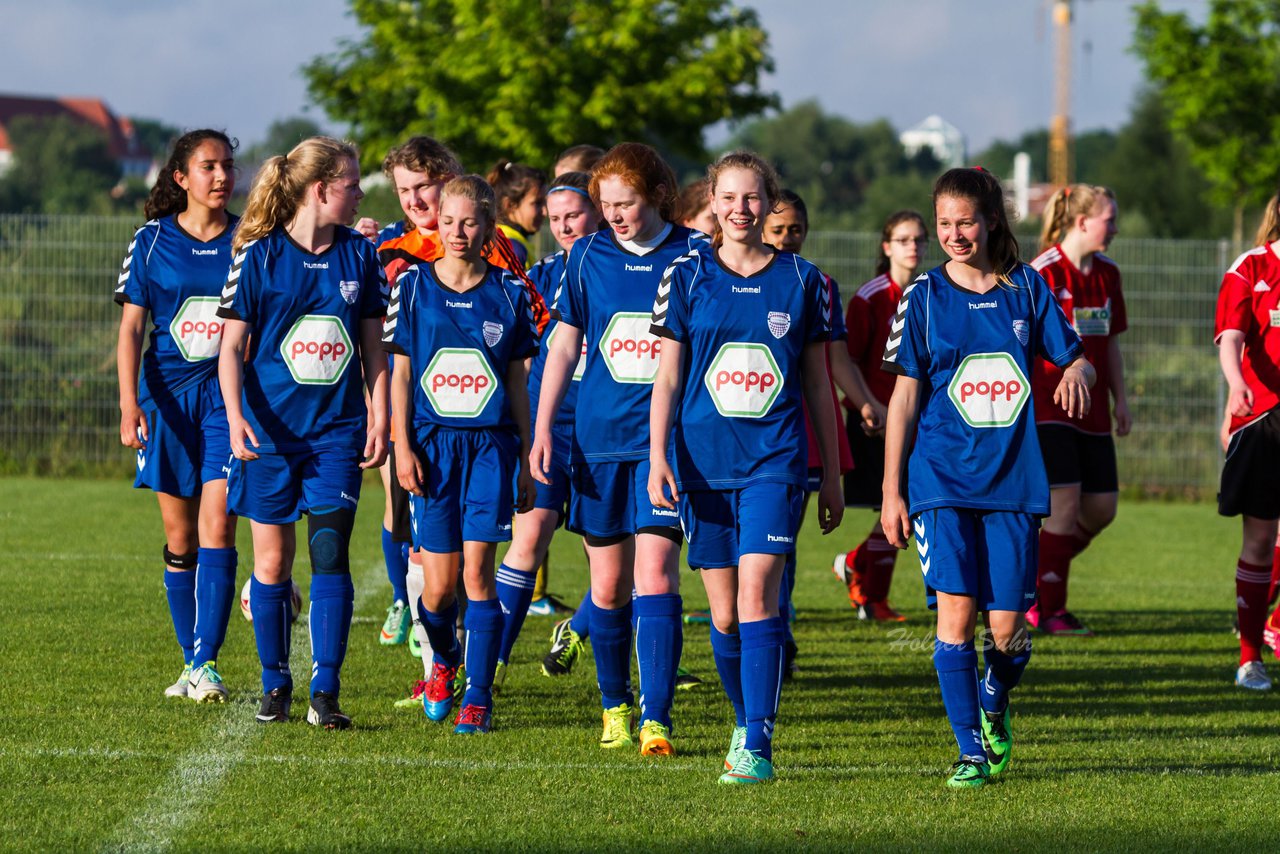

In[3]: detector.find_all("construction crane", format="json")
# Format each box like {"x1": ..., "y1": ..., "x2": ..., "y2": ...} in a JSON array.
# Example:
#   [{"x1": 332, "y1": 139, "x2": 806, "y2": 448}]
[{"x1": 1048, "y1": 0, "x2": 1072, "y2": 187}]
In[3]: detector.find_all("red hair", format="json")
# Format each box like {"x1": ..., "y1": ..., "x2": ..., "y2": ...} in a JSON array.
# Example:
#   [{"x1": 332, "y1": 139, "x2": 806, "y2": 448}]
[{"x1": 589, "y1": 142, "x2": 677, "y2": 222}]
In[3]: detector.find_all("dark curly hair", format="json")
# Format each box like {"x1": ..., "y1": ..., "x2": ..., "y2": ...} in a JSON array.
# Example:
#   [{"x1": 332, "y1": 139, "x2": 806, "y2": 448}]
[{"x1": 144, "y1": 129, "x2": 237, "y2": 220}]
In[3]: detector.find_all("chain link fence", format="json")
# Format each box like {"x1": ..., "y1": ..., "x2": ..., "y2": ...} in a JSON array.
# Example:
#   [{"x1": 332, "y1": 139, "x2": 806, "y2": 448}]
[{"x1": 0, "y1": 214, "x2": 1228, "y2": 494}]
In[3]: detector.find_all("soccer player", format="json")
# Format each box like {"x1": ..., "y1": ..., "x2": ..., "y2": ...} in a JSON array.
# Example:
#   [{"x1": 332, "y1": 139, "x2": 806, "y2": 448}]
[
  {"x1": 833, "y1": 210, "x2": 930, "y2": 622},
  {"x1": 649, "y1": 151, "x2": 843, "y2": 784},
  {"x1": 1029, "y1": 185, "x2": 1130, "y2": 637},
  {"x1": 384, "y1": 175, "x2": 538, "y2": 734},
  {"x1": 881, "y1": 167, "x2": 1093, "y2": 787},
  {"x1": 487, "y1": 160, "x2": 547, "y2": 269},
  {"x1": 217, "y1": 136, "x2": 389, "y2": 729},
  {"x1": 1216, "y1": 185, "x2": 1280, "y2": 690},
  {"x1": 115, "y1": 129, "x2": 240, "y2": 703},
  {"x1": 531, "y1": 142, "x2": 706, "y2": 755},
  {"x1": 676, "y1": 179, "x2": 716, "y2": 237},
  {"x1": 504, "y1": 172, "x2": 598, "y2": 677},
  {"x1": 375, "y1": 137, "x2": 465, "y2": 673}
]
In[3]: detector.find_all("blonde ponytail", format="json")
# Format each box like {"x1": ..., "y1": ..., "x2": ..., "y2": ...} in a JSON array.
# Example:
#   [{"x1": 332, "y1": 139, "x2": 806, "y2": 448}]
[
  {"x1": 1254, "y1": 192, "x2": 1280, "y2": 247},
  {"x1": 234, "y1": 136, "x2": 359, "y2": 253},
  {"x1": 1038, "y1": 184, "x2": 1115, "y2": 253}
]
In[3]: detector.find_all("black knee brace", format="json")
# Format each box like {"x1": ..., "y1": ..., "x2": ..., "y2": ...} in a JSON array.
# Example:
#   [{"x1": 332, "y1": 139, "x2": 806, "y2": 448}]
[
  {"x1": 163, "y1": 546, "x2": 197, "y2": 570},
  {"x1": 583, "y1": 531, "x2": 629, "y2": 548},
  {"x1": 308, "y1": 505, "x2": 355, "y2": 575},
  {"x1": 637, "y1": 525, "x2": 683, "y2": 544}
]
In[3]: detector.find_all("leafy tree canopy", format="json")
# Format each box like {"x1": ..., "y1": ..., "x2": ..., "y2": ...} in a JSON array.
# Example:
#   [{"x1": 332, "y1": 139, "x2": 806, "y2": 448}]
[{"x1": 0, "y1": 116, "x2": 119, "y2": 214}]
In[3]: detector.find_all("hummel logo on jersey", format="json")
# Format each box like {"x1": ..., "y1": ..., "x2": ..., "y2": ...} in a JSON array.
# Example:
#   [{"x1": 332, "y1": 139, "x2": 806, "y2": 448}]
[
  {"x1": 1255, "y1": 280, "x2": 1271, "y2": 292},
  {"x1": 969, "y1": 300, "x2": 997, "y2": 310},
  {"x1": 732, "y1": 285, "x2": 762, "y2": 294},
  {"x1": 766, "y1": 534, "x2": 794, "y2": 544},
  {"x1": 652, "y1": 508, "x2": 678, "y2": 518},
  {"x1": 482, "y1": 321, "x2": 503, "y2": 347},
  {"x1": 339, "y1": 280, "x2": 359, "y2": 304},
  {"x1": 625, "y1": 263, "x2": 653, "y2": 272},
  {"x1": 446, "y1": 299, "x2": 473, "y2": 309},
  {"x1": 191, "y1": 248, "x2": 219, "y2": 256},
  {"x1": 1012, "y1": 320, "x2": 1029, "y2": 346},
  {"x1": 767, "y1": 312, "x2": 790, "y2": 338},
  {"x1": 303, "y1": 260, "x2": 329, "y2": 269},
  {"x1": 340, "y1": 492, "x2": 357, "y2": 504}
]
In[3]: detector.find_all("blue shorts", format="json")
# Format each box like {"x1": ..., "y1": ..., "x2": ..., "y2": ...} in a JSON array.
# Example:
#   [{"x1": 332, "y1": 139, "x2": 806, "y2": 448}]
[
  {"x1": 134, "y1": 376, "x2": 231, "y2": 497},
  {"x1": 568, "y1": 458, "x2": 680, "y2": 539},
  {"x1": 226, "y1": 444, "x2": 362, "y2": 525},
  {"x1": 912, "y1": 507, "x2": 1039, "y2": 612},
  {"x1": 522, "y1": 422, "x2": 573, "y2": 520},
  {"x1": 410, "y1": 427, "x2": 517, "y2": 553},
  {"x1": 679, "y1": 482, "x2": 804, "y2": 569}
]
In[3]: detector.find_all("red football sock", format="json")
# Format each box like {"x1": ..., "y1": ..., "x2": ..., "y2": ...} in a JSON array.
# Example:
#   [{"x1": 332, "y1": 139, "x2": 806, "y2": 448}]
[
  {"x1": 1237, "y1": 559, "x2": 1272, "y2": 665},
  {"x1": 1269, "y1": 547, "x2": 1280, "y2": 607},
  {"x1": 1036, "y1": 531, "x2": 1075, "y2": 615},
  {"x1": 863, "y1": 529, "x2": 898, "y2": 603}
]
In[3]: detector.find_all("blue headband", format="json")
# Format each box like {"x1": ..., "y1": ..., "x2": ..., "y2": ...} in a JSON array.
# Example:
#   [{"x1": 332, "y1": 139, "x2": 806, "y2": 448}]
[{"x1": 547, "y1": 184, "x2": 592, "y2": 200}]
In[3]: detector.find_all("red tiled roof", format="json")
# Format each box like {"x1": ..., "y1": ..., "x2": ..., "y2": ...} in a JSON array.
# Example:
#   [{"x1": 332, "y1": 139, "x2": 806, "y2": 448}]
[{"x1": 0, "y1": 93, "x2": 145, "y2": 159}]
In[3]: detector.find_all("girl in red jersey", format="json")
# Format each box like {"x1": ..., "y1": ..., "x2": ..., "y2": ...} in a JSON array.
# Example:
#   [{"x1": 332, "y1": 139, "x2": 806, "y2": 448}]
[
  {"x1": 1217, "y1": 186, "x2": 1280, "y2": 690},
  {"x1": 833, "y1": 210, "x2": 929, "y2": 621},
  {"x1": 487, "y1": 160, "x2": 546, "y2": 269},
  {"x1": 1028, "y1": 185, "x2": 1130, "y2": 638}
]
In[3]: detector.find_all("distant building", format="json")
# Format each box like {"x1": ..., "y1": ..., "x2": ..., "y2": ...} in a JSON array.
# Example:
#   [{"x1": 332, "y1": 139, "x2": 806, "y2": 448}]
[
  {"x1": 0, "y1": 93, "x2": 154, "y2": 180},
  {"x1": 900, "y1": 115, "x2": 966, "y2": 170}
]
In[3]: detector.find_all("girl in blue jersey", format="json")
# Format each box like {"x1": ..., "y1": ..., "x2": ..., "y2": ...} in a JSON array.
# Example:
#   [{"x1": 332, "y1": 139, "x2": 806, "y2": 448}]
[
  {"x1": 385, "y1": 175, "x2": 538, "y2": 734},
  {"x1": 532, "y1": 143, "x2": 706, "y2": 756},
  {"x1": 498, "y1": 171, "x2": 600, "y2": 679},
  {"x1": 115, "y1": 129, "x2": 240, "y2": 704},
  {"x1": 881, "y1": 167, "x2": 1094, "y2": 787},
  {"x1": 217, "y1": 136, "x2": 389, "y2": 730},
  {"x1": 648, "y1": 151, "x2": 843, "y2": 784}
]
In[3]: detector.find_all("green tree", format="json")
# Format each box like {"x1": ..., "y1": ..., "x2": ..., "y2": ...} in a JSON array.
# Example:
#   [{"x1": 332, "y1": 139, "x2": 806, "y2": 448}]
[
  {"x1": 1133, "y1": 0, "x2": 1280, "y2": 242},
  {"x1": 727, "y1": 101, "x2": 938, "y2": 228},
  {"x1": 129, "y1": 118, "x2": 181, "y2": 159},
  {"x1": 974, "y1": 128, "x2": 1116, "y2": 186},
  {"x1": 303, "y1": 0, "x2": 776, "y2": 172},
  {"x1": 243, "y1": 117, "x2": 326, "y2": 164},
  {"x1": 0, "y1": 116, "x2": 119, "y2": 214}
]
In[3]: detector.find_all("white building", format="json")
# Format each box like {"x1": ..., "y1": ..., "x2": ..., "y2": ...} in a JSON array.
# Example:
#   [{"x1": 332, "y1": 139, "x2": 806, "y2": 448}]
[{"x1": 899, "y1": 115, "x2": 966, "y2": 169}]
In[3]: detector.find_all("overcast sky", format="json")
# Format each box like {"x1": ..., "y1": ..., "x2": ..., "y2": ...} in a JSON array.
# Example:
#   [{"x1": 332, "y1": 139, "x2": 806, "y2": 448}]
[{"x1": 0, "y1": 0, "x2": 1205, "y2": 156}]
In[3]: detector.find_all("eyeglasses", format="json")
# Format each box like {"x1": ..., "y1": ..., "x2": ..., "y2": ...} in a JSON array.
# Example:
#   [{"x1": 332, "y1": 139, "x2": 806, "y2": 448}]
[{"x1": 890, "y1": 237, "x2": 929, "y2": 246}]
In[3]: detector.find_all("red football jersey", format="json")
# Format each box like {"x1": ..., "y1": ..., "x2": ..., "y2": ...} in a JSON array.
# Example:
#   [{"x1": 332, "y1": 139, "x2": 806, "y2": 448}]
[
  {"x1": 1216, "y1": 245, "x2": 1280, "y2": 434},
  {"x1": 1030, "y1": 245, "x2": 1127, "y2": 434},
  {"x1": 844, "y1": 273, "x2": 904, "y2": 408}
]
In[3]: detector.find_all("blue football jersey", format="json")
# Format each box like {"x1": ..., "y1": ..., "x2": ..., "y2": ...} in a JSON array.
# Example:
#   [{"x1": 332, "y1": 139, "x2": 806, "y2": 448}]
[
  {"x1": 826, "y1": 274, "x2": 847, "y2": 341},
  {"x1": 651, "y1": 248, "x2": 830, "y2": 489},
  {"x1": 527, "y1": 250, "x2": 582, "y2": 428},
  {"x1": 114, "y1": 215, "x2": 239, "y2": 401},
  {"x1": 557, "y1": 225, "x2": 709, "y2": 462},
  {"x1": 216, "y1": 226, "x2": 388, "y2": 453},
  {"x1": 882, "y1": 263, "x2": 1083, "y2": 515},
  {"x1": 382, "y1": 261, "x2": 538, "y2": 433}
]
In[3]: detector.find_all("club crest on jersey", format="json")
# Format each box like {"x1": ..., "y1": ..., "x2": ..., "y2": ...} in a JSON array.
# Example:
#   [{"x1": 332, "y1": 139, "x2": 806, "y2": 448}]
[
  {"x1": 339, "y1": 280, "x2": 360, "y2": 305},
  {"x1": 1012, "y1": 320, "x2": 1029, "y2": 346},
  {"x1": 482, "y1": 321, "x2": 504, "y2": 347},
  {"x1": 767, "y1": 311, "x2": 790, "y2": 339}
]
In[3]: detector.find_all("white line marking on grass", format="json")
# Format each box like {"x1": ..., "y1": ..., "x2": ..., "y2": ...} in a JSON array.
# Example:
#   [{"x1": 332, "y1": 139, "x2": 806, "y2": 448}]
[{"x1": 96, "y1": 560, "x2": 384, "y2": 853}]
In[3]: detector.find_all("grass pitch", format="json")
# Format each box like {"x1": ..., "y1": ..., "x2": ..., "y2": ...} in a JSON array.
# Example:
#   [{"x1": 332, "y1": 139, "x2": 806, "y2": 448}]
[{"x1": 1, "y1": 477, "x2": 1275, "y2": 852}]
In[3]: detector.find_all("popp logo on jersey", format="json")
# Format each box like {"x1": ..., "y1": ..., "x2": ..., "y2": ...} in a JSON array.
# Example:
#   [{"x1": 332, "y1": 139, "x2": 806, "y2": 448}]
[
  {"x1": 169, "y1": 296, "x2": 223, "y2": 361},
  {"x1": 600, "y1": 312, "x2": 662, "y2": 384},
  {"x1": 947, "y1": 352, "x2": 1029, "y2": 428},
  {"x1": 704, "y1": 342, "x2": 784, "y2": 418},
  {"x1": 547, "y1": 324, "x2": 587, "y2": 381},
  {"x1": 421, "y1": 348, "x2": 496, "y2": 417},
  {"x1": 279, "y1": 315, "x2": 354, "y2": 385}
]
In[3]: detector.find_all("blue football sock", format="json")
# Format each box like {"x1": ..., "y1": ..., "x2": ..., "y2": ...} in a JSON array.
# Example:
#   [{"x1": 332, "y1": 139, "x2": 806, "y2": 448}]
[
  {"x1": 495, "y1": 563, "x2": 538, "y2": 663},
  {"x1": 778, "y1": 552, "x2": 797, "y2": 643},
  {"x1": 569, "y1": 591, "x2": 592, "y2": 639},
  {"x1": 309, "y1": 573, "x2": 354, "y2": 697},
  {"x1": 740, "y1": 617, "x2": 785, "y2": 760},
  {"x1": 462, "y1": 598, "x2": 504, "y2": 707},
  {"x1": 250, "y1": 576, "x2": 293, "y2": 693},
  {"x1": 710, "y1": 625, "x2": 745, "y2": 727},
  {"x1": 589, "y1": 600, "x2": 634, "y2": 709},
  {"x1": 934, "y1": 638, "x2": 985, "y2": 758},
  {"x1": 981, "y1": 639, "x2": 1032, "y2": 715},
  {"x1": 381, "y1": 527, "x2": 409, "y2": 605},
  {"x1": 163, "y1": 568, "x2": 197, "y2": 664},
  {"x1": 634, "y1": 594, "x2": 682, "y2": 728},
  {"x1": 193, "y1": 547, "x2": 237, "y2": 667},
  {"x1": 418, "y1": 597, "x2": 462, "y2": 668}
]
